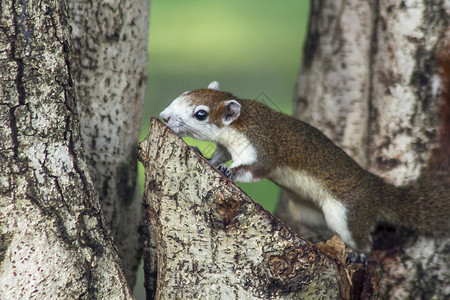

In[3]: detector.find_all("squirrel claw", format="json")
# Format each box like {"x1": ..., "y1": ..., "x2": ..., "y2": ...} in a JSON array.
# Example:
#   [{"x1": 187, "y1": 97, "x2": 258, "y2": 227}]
[
  {"x1": 346, "y1": 252, "x2": 367, "y2": 265},
  {"x1": 218, "y1": 164, "x2": 233, "y2": 179}
]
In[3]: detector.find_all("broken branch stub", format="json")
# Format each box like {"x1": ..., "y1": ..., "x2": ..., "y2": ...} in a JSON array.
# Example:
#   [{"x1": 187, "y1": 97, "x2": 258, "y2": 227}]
[{"x1": 138, "y1": 118, "x2": 356, "y2": 299}]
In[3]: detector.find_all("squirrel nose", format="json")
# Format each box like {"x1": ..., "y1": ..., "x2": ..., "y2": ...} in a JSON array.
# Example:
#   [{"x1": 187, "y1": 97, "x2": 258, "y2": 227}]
[{"x1": 159, "y1": 111, "x2": 170, "y2": 123}]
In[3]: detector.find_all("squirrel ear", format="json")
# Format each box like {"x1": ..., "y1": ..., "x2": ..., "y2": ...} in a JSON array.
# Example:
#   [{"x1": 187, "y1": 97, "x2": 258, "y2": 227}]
[
  {"x1": 223, "y1": 100, "x2": 241, "y2": 125},
  {"x1": 207, "y1": 81, "x2": 220, "y2": 90}
]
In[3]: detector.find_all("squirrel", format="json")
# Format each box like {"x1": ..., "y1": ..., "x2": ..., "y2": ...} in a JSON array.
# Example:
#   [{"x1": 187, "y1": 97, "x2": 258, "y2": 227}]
[{"x1": 159, "y1": 81, "x2": 450, "y2": 253}]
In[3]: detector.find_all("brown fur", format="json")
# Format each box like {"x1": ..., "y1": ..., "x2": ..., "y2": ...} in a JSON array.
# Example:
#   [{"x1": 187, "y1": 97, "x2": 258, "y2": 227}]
[{"x1": 187, "y1": 88, "x2": 450, "y2": 250}]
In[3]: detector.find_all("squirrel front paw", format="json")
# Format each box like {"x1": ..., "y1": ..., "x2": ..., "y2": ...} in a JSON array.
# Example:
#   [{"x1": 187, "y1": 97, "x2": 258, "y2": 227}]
[
  {"x1": 218, "y1": 164, "x2": 233, "y2": 179},
  {"x1": 346, "y1": 252, "x2": 367, "y2": 265}
]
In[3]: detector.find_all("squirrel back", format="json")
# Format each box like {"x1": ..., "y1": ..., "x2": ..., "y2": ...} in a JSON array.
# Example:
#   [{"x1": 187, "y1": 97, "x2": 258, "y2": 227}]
[{"x1": 160, "y1": 81, "x2": 450, "y2": 251}]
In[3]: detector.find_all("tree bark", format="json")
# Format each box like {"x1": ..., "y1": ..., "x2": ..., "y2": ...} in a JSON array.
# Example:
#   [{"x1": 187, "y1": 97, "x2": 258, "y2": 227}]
[
  {"x1": 0, "y1": 1, "x2": 132, "y2": 298},
  {"x1": 138, "y1": 119, "x2": 378, "y2": 300},
  {"x1": 277, "y1": 0, "x2": 450, "y2": 299},
  {"x1": 295, "y1": 0, "x2": 373, "y2": 167},
  {"x1": 69, "y1": 0, "x2": 150, "y2": 286}
]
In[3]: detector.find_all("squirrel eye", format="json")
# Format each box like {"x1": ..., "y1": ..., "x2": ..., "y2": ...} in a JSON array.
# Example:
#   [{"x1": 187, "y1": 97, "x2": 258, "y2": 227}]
[{"x1": 194, "y1": 109, "x2": 208, "y2": 121}]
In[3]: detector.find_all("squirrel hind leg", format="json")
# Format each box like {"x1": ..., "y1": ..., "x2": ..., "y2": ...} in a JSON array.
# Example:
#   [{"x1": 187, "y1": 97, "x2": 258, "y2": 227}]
[
  {"x1": 321, "y1": 196, "x2": 370, "y2": 251},
  {"x1": 344, "y1": 216, "x2": 375, "y2": 254},
  {"x1": 320, "y1": 195, "x2": 375, "y2": 253}
]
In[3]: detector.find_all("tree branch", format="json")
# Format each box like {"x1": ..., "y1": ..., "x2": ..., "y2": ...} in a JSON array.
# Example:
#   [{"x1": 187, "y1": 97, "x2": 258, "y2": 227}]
[
  {"x1": 138, "y1": 118, "x2": 376, "y2": 299},
  {"x1": 69, "y1": 0, "x2": 150, "y2": 285},
  {"x1": 0, "y1": 1, "x2": 132, "y2": 297}
]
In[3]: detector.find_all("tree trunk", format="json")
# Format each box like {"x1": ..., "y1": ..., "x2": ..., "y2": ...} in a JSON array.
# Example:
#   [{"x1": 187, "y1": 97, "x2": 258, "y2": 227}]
[
  {"x1": 69, "y1": 0, "x2": 150, "y2": 286},
  {"x1": 0, "y1": 1, "x2": 132, "y2": 298},
  {"x1": 277, "y1": 0, "x2": 450, "y2": 298},
  {"x1": 138, "y1": 119, "x2": 378, "y2": 300}
]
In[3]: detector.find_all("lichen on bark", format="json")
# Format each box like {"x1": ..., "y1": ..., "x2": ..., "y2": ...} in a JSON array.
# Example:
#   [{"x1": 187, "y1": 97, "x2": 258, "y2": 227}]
[
  {"x1": 0, "y1": 0, "x2": 132, "y2": 298},
  {"x1": 282, "y1": 1, "x2": 450, "y2": 299},
  {"x1": 138, "y1": 119, "x2": 370, "y2": 299},
  {"x1": 69, "y1": 0, "x2": 150, "y2": 286}
]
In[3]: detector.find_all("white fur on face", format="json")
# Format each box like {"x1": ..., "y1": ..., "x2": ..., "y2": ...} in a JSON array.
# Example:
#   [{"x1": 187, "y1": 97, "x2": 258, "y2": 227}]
[
  {"x1": 160, "y1": 95, "x2": 222, "y2": 141},
  {"x1": 160, "y1": 94, "x2": 258, "y2": 169}
]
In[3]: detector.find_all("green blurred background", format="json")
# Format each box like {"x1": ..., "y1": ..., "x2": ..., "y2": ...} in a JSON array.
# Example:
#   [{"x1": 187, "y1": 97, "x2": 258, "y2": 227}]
[
  {"x1": 140, "y1": 0, "x2": 310, "y2": 210},
  {"x1": 136, "y1": 0, "x2": 309, "y2": 297}
]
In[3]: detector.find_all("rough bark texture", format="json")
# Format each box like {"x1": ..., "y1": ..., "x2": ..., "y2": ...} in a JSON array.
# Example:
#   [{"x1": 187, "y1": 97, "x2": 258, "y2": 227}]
[
  {"x1": 278, "y1": 0, "x2": 450, "y2": 299},
  {"x1": 295, "y1": 0, "x2": 373, "y2": 167},
  {"x1": 432, "y1": 28, "x2": 450, "y2": 170},
  {"x1": 0, "y1": 1, "x2": 132, "y2": 299},
  {"x1": 368, "y1": 0, "x2": 447, "y2": 183},
  {"x1": 69, "y1": 0, "x2": 150, "y2": 286},
  {"x1": 138, "y1": 119, "x2": 379, "y2": 300},
  {"x1": 295, "y1": 0, "x2": 448, "y2": 183}
]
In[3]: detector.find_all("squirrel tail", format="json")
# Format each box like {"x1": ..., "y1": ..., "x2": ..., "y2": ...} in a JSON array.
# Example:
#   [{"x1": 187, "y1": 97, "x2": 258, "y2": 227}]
[{"x1": 394, "y1": 170, "x2": 450, "y2": 235}]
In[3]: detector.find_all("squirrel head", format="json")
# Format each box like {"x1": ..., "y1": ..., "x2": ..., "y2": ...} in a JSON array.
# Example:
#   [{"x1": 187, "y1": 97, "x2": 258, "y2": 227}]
[{"x1": 160, "y1": 81, "x2": 242, "y2": 141}]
